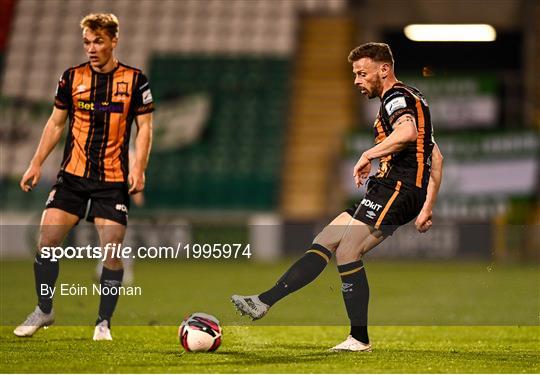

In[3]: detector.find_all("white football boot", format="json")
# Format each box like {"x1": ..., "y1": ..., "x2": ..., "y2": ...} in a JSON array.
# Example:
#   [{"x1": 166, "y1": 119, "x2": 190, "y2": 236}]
[
  {"x1": 13, "y1": 306, "x2": 55, "y2": 337},
  {"x1": 93, "y1": 320, "x2": 113, "y2": 341},
  {"x1": 231, "y1": 295, "x2": 269, "y2": 320},
  {"x1": 330, "y1": 335, "x2": 372, "y2": 352}
]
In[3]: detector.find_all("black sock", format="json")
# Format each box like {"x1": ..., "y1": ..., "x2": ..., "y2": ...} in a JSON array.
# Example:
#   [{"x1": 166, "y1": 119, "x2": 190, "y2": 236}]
[
  {"x1": 96, "y1": 267, "x2": 124, "y2": 327},
  {"x1": 338, "y1": 260, "x2": 369, "y2": 344},
  {"x1": 259, "y1": 244, "x2": 332, "y2": 306},
  {"x1": 34, "y1": 253, "x2": 59, "y2": 314}
]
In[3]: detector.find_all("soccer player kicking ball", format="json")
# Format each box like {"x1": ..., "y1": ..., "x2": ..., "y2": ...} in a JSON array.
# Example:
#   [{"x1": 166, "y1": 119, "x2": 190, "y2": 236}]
[
  {"x1": 232, "y1": 43, "x2": 443, "y2": 352},
  {"x1": 14, "y1": 13, "x2": 154, "y2": 340}
]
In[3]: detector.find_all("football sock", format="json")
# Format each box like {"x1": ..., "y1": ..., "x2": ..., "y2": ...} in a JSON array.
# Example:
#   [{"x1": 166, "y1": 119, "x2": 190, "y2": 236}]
[
  {"x1": 259, "y1": 244, "x2": 332, "y2": 306},
  {"x1": 96, "y1": 267, "x2": 124, "y2": 327},
  {"x1": 34, "y1": 253, "x2": 59, "y2": 314},
  {"x1": 338, "y1": 260, "x2": 369, "y2": 344}
]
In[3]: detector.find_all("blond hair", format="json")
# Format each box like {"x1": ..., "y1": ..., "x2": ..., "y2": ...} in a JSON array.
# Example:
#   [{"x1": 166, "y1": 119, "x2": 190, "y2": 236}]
[{"x1": 80, "y1": 13, "x2": 119, "y2": 39}]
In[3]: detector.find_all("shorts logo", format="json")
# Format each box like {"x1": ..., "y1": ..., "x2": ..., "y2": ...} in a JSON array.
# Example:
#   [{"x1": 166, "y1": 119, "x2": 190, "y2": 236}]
[
  {"x1": 361, "y1": 198, "x2": 382, "y2": 211},
  {"x1": 341, "y1": 283, "x2": 353, "y2": 293},
  {"x1": 366, "y1": 210, "x2": 376, "y2": 219},
  {"x1": 115, "y1": 204, "x2": 128, "y2": 213},
  {"x1": 46, "y1": 189, "x2": 56, "y2": 205},
  {"x1": 385, "y1": 96, "x2": 407, "y2": 115}
]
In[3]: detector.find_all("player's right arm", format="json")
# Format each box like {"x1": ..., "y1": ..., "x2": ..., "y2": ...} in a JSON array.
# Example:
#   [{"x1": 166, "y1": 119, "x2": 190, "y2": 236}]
[
  {"x1": 20, "y1": 107, "x2": 68, "y2": 192},
  {"x1": 415, "y1": 142, "x2": 443, "y2": 233}
]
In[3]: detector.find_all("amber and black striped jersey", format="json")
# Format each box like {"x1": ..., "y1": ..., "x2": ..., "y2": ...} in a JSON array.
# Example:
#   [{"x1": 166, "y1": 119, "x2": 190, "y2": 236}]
[
  {"x1": 373, "y1": 82, "x2": 434, "y2": 190},
  {"x1": 54, "y1": 61, "x2": 154, "y2": 183}
]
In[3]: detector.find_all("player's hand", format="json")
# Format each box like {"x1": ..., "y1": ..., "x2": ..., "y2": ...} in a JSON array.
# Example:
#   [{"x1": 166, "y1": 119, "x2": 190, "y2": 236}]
[
  {"x1": 128, "y1": 169, "x2": 145, "y2": 194},
  {"x1": 20, "y1": 164, "x2": 41, "y2": 192},
  {"x1": 353, "y1": 153, "x2": 371, "y2": 187},
  {"x1": 415, "y1": 208, "x2": 433, "y2": 233}
]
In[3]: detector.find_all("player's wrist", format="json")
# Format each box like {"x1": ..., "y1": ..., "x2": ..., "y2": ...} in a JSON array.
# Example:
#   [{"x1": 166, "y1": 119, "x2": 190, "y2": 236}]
[
  {"x1": 130, "y1": 165, "x2": 144, "y2": 175},
  {"x1": 29, "y1": 159, "x2": 43, "y2": 169}
]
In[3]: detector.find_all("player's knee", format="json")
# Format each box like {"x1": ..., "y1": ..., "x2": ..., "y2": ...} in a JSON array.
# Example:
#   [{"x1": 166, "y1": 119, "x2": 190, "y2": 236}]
[
  {"x1": 335, "y1": 234, "x2": 375, "y2": 262},
  {"x1": 97, "y1": 228, "x2": 125, "y2": 249},
  {"x1": 313, "y1": 229, "x2": 339, "y2": 253},
  {"x1": 335, "y1": 249, "x2": 358, "y2": 264},
  {"x1": 335, "y1": 244, "x2": 363, "y2": 264},
  {"x1": 358, "y1": 243, "x2": 372, "y2": 256},
  {"x1": 37, "y1": 233, "x2": 63, "y2": 251}
]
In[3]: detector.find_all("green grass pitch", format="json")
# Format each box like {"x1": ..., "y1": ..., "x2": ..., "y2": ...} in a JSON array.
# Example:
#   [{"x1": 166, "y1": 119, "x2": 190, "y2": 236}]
[{"x1": 1, "y1": 259, "x2": 539, "y2": 373}]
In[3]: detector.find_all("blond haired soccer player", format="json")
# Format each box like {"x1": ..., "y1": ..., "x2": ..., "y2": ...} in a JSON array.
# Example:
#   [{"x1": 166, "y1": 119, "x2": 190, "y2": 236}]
[
  {"x1": 232, "y1": 42, "x2": 443, "y2": 351},
  {"x1": 14, "y1": 13, "x2": 154, "y2": 340}
]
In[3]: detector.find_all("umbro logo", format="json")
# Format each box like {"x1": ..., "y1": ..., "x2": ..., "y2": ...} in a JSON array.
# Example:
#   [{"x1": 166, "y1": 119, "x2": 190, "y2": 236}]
[
  {"x1": 341, "y1": 283, "x2": 353, "y2": 293},
  {"x1": 366, "y1": 210, "x2": 376, "y2": 219}
]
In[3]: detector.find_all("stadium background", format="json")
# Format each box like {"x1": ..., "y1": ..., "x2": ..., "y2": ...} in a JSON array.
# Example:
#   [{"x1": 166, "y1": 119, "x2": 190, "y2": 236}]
[
  {"x1": 1, "y1": 0, "x2": 538, "y2": 261},
  {"x1": 0, "y1": 0, "x2": 539, "y2": 373},
  {"x1": 0, "y1": 0, "x2": 539, "y2": 321}
]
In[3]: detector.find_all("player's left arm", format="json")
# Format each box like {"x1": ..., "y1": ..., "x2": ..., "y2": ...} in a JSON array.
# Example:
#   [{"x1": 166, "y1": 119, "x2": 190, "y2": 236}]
[
  {"x1": 129, "y1": 112, "x2": 153, "y2": 194},
  {"x1": 353, "y1": 114, "x2": 417, "y2": 187},
  {"x1": 415, "y1": 142, "x2": 443, "y2": 233}
]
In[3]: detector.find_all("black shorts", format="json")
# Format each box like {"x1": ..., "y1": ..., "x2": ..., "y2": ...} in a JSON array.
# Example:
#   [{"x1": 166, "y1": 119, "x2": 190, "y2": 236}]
[
  {"x1": 45, "y1": 172, "x2": 130, "y2": 225},
  {"x1": 345, "y1": 177, "x2": 426, "y2": 236}
]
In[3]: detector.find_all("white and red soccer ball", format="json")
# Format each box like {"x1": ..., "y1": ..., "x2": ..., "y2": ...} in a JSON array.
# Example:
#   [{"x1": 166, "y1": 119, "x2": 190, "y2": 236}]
[{"x1": 179, "y1": 312, "x2": 222, "y2": 352}]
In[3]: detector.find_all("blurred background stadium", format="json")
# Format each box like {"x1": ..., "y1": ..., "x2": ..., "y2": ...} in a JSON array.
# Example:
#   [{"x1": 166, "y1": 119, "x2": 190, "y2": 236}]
[{"x1": 0, "y1": 0, "x2": 538, "y2": 263}]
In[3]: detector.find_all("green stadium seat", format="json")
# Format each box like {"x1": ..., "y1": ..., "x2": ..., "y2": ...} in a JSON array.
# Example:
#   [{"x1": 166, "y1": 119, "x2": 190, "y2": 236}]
[{"x1": 145, "y1": 55, "x2": 290, "y2": 210}]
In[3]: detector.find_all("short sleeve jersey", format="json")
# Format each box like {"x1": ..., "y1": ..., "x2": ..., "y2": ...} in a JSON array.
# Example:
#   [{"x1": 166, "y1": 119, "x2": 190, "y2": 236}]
[
  {"x1": 55, "y1": 62, "x2": 154, "y2": 183},
  {"x1": 373, "y1": 82, "x2": 434, "y2": 189}
]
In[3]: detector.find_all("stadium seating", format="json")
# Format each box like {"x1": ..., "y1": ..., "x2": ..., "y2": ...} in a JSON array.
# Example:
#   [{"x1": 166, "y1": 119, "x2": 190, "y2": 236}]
[
  {"x1": 1, "y1": 0, "x2": 345, "y2": 100},
  {"x1": 145, "y1": 56, "x2": 290, "y2": 210},
  {"x1": 0, "y1": 0, "x2": 346, "y2": 211}
]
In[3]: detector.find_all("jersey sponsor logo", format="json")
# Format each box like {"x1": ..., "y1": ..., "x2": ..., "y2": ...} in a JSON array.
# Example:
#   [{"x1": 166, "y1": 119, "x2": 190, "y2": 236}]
[
  {"x1": 115, "y1": 204, "x2": 128, "y2": 213},
  {"x1": 142, "y1": 89, "x2": 153, "y2": 105},
  {"x1": 361, "y1": 198, "x2": 382, "y2": 212},
  {"x1": 77, "y1": 100, "x2": 124, "y2": 113},
  {"x1": 385, "y1": 96, "x2": 407, "y2": 115}
]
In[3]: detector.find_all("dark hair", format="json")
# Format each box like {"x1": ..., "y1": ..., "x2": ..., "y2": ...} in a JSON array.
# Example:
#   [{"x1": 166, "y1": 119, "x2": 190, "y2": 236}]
[
  {"x1": 80, "y1": 13, "x2": 119, "y2": 39},
  {"x1": 348, "y1": 42, "x2": 394, "y2": 65}
]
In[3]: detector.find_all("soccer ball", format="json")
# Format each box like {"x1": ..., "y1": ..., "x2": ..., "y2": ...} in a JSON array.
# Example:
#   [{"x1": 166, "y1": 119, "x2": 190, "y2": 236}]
[{"x1": 179, "y1": 312, "x2": 222, "y2": 352}]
